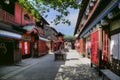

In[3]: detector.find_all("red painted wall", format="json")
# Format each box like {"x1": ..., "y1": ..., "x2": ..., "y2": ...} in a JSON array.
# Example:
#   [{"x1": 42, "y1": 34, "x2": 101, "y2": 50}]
[
  {"x1": 102, "y1": 30, "x2": 109, "y2": 64},
  {"x1": 15, "y1": 3, "x2": 21, "y2": 24},
  {"x1": 15, "y1": 2, "x2": 35, "y2": 25},
  {"x1": 19, "y1": 41, "x2": 30, "y2": 56},
  {"x1": 79, "y1": 39, "x2": 83, "y2": 54},
  {"x1": 15, "y1": 2, "x2": 36, "y2": 58},
  {"x1": 38, "y1": 40, "x2": 48, "y2": 55},
  {"x1": 91, "y1": 30, "x2": 99, "y2": 66}
]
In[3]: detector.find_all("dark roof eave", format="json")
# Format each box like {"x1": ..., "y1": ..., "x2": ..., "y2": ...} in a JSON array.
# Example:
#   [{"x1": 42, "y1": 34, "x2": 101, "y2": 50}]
[
  {"x1": 79, "y1": 0, "x2": 119, "y2": 38},
  {"x1": 41, "y1": 16, "x2": 49, "y2": 25},
  {"x1": 50, "y1": 27, "x2": 58, "y2": 34},
  {"x1": 0, "y1": 21, "x2": 26, "y2": 34},
  {"x1": 74, "y1": 0, "x2": 90, "y2": 35}
]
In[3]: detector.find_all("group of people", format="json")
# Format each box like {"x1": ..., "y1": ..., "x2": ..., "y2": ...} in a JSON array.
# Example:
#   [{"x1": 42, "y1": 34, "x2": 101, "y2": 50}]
[
  {"x1": 54, "y1": 41, "x2": 69, "y2": 53},
  {"x1": 54, "y1": 41, "x2": 69, "y2": 61}
]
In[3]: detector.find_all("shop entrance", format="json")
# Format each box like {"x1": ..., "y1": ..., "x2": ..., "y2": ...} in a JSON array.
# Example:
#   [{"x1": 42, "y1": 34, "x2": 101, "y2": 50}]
[{"x1": 0, "y1": 40, "x2": 14, "y2": 64}]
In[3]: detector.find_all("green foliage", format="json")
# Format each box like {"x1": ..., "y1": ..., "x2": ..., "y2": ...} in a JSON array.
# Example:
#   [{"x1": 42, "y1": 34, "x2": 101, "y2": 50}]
[
  {"x1": 18, "y1": 0, "x2": 81, "y2": 25},
  {"x1": 64, "y1": 36, "x2": 75, "y2": 42},
  {"x1": 18, "y1": 0, "x2": 41, "y2": 20}
]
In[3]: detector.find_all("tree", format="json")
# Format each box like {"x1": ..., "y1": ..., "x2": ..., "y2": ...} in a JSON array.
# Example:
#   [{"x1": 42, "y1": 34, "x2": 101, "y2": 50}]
[
  {"x1": 64, "y1": 36, "x2": 75, "y2": 42},
  {"x1": 18, "y1": 0, "x2": 81, "y2": 25}
]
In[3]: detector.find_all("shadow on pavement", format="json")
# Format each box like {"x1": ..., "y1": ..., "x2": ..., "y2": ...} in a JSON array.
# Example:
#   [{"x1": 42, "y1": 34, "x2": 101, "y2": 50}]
[
  {"x1": 55, "y1": 63, "x2": 100, "y2": 80},
  {"x1": 66, "y1": 58, "x2": 79, "y2": 61}
]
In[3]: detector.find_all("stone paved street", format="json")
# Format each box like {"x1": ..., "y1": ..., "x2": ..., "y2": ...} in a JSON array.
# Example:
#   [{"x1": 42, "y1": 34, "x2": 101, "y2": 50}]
[
  {"x1": 0, "y1": 50, "x2": 101, "y2": 80},
  {"x1": 55, "y1": 50, "x2": 100, "y2": 80}
]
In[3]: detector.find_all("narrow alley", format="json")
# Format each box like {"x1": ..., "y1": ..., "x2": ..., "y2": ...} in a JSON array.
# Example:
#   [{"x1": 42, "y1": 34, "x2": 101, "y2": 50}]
[
  {"x1": 0, "y1": 0, "x2": 120, "y2": 80},
  {"x1": 0, "y1": 50, "x2": 100, "y2": 80}
]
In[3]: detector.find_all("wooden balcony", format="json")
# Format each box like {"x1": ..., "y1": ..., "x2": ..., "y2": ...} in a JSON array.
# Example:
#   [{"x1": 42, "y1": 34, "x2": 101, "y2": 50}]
[{"x1": 0, "y1": 9, "x2": 15, "y2": 24}]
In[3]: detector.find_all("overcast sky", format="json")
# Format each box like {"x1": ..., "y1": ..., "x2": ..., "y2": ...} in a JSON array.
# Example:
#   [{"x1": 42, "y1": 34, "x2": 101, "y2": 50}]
[{"x1": 44, "y1": 8, "x2": 79, "y2": 36}]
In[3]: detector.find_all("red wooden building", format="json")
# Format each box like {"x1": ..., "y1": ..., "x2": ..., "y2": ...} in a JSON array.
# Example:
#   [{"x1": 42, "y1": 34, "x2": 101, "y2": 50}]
[
  {"x1": 74, "y1": 0, "x2": 120, "y2": 76},
  {"x1": 33, "y1": 24, "x2": 50, "y2": 57},
  {"x1": 0, "y1": 0, "x2": 50, "y2": 64},
  {"x1": 43, "y1": 25, "x2": 58, "y2": 52},
  {"x1": 15, "y1": 2, "x2": 50, "y2": 58},
  {"x1": 50, "y1": 28, "x2": 58, "y2": 52},
  {"x1": 0, "y1": 0, "x2": 27, "y2": 64},
  {"x1": 15, "y1": 2, "x2": 34, "y2": 58}
]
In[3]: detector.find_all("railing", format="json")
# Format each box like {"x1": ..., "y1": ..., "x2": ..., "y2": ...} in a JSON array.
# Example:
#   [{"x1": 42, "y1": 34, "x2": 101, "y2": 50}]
[
  {"x1": 80, "y1": 0, "x2": 99, "y2": 32},
  {"x1": 0, "y1": 9, "x2": 15, "y2": 24}
]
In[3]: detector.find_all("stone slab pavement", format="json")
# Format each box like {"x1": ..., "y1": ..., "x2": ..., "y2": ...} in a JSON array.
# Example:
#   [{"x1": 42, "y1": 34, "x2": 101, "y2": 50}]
[
  {"x1": 55, "y1": 50, "x2": 101, "y2": 80},
  {"x1": 0, "y1": 57, "x2": 44, "y2": 79}
]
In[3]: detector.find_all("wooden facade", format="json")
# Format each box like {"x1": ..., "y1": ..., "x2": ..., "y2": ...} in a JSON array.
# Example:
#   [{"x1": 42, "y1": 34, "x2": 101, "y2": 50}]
[
  {"x1": 110, "y1": 20, "x2": 120, "y2": 76},
  {"x1": 15, "y1": 2, "x2": 35, "y2": 58},
  {"x1": 15, "y1": 2, "x2": 35, "y2": 25},
  {"x1": 0, "y1": 0, "x2": 51, "y2": 64},
  {"x1": 91, "y1": 29, "x2": 99, "y2": 66},
  {"x1": 74, "y1": 0, "x2": 120, "y2": 76},
  {"x1": 0, "y1": 0, "x2": 26, "y2": 64}
]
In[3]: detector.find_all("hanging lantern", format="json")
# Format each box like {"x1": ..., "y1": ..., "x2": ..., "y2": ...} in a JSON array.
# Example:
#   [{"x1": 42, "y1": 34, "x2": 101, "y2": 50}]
[
  {"x1": 107, "y1": 11, "x2": 117, "y2": 19},
  {"x1": 90, "y1": 2, "x2": 94, "y2": 7},
  {"x1": 101, "y1": 19, "x2": 109, "y2": 26},
  {"x1": 4, "y1": 0, "x2": 10, "y2": 4},
  {"x1": 75, "y1": 34, "x2": 79, "y2": 37},
  {"x1": 85, "y1": 9, "x2": 90, "y2": 15},
  {"x1": 90, "y1": 29, "x2": 92, "y2": 33},
  {"x1": 96, "y1": 23, "x2": 102, "y2": 28},
  {"x1": 107, "y1": 11, "x2": 118, "y2": 19}
]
